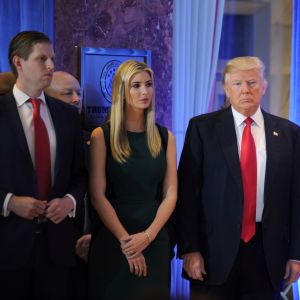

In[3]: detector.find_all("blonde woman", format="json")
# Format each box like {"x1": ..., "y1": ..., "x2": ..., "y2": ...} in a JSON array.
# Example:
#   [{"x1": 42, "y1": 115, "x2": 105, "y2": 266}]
[{"x1": 88, "y1": 60, "x2": 177, "y2": 300}]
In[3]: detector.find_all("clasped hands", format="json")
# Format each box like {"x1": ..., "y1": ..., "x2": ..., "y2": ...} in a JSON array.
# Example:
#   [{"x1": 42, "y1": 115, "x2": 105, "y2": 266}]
[
  {"x1": 120, "y1": 231, "x2": 153, "y2": 277},
  {"x1": 8, "y1": 195, "x2": 74, "y2": 224}
]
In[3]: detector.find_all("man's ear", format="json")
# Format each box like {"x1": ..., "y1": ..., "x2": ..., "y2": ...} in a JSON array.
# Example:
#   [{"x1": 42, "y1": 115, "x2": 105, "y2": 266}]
[
  {"x1": 262, "y1": 80, "x2": 267, "y2": 96},
  {"x1": 12, "y1": 56, "x2": 22, "y2": 72}
]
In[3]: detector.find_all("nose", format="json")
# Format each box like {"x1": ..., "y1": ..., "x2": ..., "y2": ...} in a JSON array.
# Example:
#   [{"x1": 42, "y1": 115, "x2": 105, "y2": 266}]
[
  {"x1": 47, "y1": 59, "x2": 55, "y2": 71},
  {"x1": 141, "y1": 85, "x2": 147, "y2": 95},
  {"x1": 71, "y1": 92, "x2": 81, "y2": 105},
  {"x1": 240, "y1": 81, "x2": 250, "y2": 93}
]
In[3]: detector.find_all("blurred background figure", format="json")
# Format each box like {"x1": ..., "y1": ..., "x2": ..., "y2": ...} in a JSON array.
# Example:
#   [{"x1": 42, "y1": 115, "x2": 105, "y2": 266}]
[
  {"x1": 46, "y1": 70, "x2": 96, "y2": 300},
  {"x1": 45, "y1": 71, "x2": 82, "y2": 112},
  {"x1": 0, "y1": 71, "x2": 16, "y2": 95}
]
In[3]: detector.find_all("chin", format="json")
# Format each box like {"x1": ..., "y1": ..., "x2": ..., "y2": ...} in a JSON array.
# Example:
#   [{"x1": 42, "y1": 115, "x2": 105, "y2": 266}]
[
  {"x1": 241, "y1": 105, "x2": 258, "y2": 115},
  {"x1": 43, "y1": 79, "x2": 52, "y2": 87}
]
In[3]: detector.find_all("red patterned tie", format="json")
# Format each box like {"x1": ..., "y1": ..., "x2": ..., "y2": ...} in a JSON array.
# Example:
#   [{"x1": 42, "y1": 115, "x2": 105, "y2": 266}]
[
  {"x1": 29, "y1": 98, "x2": 51, "y2": 200},
  {"x1": 241, "y1": 117, "x2": 257, "y2": 243}
]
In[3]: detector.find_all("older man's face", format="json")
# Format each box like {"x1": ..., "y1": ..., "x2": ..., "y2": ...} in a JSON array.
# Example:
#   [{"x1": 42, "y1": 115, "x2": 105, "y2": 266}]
[
  {"x1": 224, "y1": 68, "x2": 266, "y2": 116},
  {"x1": 48, "y1": 74, "x2": 82, "y2": 112}
]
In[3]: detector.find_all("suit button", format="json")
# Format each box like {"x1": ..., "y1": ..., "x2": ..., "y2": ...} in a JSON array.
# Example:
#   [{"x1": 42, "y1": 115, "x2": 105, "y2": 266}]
[{"x1": 237, "y1": 223, "x2": 241, "y2": 229}]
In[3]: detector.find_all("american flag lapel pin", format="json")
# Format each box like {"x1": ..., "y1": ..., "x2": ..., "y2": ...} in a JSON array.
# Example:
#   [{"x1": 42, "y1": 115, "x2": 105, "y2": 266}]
[{"x1": 273, "y1": 131, "x2": 278, "y2": 136}]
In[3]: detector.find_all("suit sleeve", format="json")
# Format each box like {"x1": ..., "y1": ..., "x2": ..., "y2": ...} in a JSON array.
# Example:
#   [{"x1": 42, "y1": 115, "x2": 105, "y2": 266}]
[
  {"x1": 67, "y1": 111, "x2": 88, "y2": 210},
  {"x1": 176, "y1": 118, "x2": 203, "y2": 257},
  {"x1": 289, "y1": 125, "x2": 300, "y2": 260}
]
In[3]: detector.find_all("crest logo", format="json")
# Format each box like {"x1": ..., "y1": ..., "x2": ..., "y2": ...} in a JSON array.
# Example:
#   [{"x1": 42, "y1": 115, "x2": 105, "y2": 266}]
[{"x1": 100, "y1": 60, "x2": 121, "y2": 103}]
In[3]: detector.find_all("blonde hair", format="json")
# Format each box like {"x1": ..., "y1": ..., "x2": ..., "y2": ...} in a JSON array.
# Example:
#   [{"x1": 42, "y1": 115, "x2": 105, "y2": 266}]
[
  {"x1": 109, "y1": 60, "x2": 161, "y2": 163},
  {"x1": 222, "y1": 56, "x2": 267, "y2": 86}
]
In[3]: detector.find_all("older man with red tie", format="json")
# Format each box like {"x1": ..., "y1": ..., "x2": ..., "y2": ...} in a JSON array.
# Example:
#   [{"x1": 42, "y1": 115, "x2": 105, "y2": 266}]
[{"x1": 176, "y1": 56, "x2": 300, "y2": 300}]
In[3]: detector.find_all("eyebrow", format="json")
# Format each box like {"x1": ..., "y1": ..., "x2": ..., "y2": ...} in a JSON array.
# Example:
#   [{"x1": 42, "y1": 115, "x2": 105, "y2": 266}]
[
  {"x1": 131, "y1": 80, "x2": 152, "y2": 84},
  {"x1": 232, "y1": 78, "x2": 257, "y2": 82},
  {"x1": 60, "y1": 88, "x2": 74, "y2": 93}
]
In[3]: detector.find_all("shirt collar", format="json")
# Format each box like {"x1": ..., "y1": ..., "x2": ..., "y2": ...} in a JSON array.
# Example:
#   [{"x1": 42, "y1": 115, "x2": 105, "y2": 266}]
[
  {"x1": 231, "y1": 105, "x2": 264, "y2": 128},
  {"x1": 13, "y1": 84, "x2": 46, "y2": 107}
]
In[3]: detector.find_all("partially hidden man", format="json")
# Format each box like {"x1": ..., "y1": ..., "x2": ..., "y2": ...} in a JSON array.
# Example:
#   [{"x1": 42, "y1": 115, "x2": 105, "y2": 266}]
[{"x1": 176, "y1": 56, "x2": 300, "y2": 300}]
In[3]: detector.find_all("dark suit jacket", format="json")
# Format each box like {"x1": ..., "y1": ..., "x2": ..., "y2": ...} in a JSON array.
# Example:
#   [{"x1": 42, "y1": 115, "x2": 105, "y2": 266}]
[
  {"x1": 82, "y1": 129, "x2": 99, "y2": 234},
  {"x1": 176, "y1": 106, "x2": 300, "y2": 289},
  {"x1": 0, "y1": 92, "x2": 87, "y2": 269}
]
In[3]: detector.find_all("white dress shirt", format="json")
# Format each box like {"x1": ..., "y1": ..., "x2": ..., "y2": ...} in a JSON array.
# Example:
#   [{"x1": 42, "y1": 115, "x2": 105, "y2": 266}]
[
  {"x1": 231, "y1": 106, "x2": 266, "y2": 222},
  {"x1": 2, "y1": 85, "x2": 76, "y2": 216}
]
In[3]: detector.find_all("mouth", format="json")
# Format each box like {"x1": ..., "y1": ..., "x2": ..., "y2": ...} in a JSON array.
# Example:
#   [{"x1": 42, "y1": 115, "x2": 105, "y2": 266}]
[{"x1": 44, "y1": 75, "x2": 53, "y2": 81}]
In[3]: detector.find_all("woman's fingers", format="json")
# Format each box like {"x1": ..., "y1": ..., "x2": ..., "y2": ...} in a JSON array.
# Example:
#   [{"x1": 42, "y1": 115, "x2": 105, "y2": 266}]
[{"x1": 127, "y1": 253, "x2": 147, "y2": 277}]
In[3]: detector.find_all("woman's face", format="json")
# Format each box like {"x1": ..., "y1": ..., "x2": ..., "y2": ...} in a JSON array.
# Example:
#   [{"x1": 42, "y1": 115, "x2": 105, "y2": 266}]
[{"x1": 126, "y1": 70, "x2": 153, "y2": 111}]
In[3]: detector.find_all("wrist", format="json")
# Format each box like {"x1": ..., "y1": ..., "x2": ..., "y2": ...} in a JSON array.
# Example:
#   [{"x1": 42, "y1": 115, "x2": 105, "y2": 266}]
[
  {"x1": 7, "y1": 194, "x2": 16, "y2": 211},
  {"x1": 119, "y1": 233, "x2": 129, "y2": 243},
  {"x1": 62, "y1": 195, "x2": 73, "y2": 208},
  {"x1": 144, "y1": 229, "x2": 153, "y2": 243}
]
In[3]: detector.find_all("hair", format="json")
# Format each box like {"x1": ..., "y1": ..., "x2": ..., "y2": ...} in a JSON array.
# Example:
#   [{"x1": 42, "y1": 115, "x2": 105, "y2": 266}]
[
  {"x1": 222, "y1": 56, "x2": 267, "y2": 87},
  {"x1": 8, "y1": 31, "x2": 52, "y2": 77},
  {"x1": 109, "y1": 60, "x2": 161, "y2": 163}
]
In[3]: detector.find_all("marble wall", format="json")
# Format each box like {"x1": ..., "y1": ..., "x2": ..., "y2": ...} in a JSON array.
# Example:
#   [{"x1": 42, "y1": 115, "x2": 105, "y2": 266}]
[{"x1": 54, "y1": 0, "x2": 173, "y2": 128}]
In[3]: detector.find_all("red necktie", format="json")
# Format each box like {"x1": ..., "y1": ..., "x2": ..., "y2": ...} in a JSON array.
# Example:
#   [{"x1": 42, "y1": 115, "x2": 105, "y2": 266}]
[
  {"x1": 29, "y1": 98, "x2": 51, "y2": 200},
  {"x1": 240, "y1": 117, "x2": 257, "y2": 243}
]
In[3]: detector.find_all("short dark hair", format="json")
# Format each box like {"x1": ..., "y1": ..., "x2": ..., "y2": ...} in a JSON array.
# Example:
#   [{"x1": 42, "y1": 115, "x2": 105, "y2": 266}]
[{"x1": 8, "y1": 31, "x2": 52, "y2": 77}]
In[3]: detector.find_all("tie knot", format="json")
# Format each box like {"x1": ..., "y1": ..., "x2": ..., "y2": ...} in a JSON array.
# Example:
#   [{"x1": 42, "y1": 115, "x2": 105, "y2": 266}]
[
  {"x1": 29, "y1": 98, "x2": 41, "y2": 113},
  {"x1": 244, "y1": 117, "x2": 253, "y2": 126}
]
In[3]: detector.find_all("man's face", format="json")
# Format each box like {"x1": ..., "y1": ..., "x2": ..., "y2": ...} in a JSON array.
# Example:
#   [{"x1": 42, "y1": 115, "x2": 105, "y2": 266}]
[
  {"x1": 15, "y1": 42, "x2": 55, "y2": 92},
  {"x1": 49, "y1": 74, "x2": 82, "y2": 112},
  {"x1": 224, "y1": 68, "x2": 266, "y2": 116}
]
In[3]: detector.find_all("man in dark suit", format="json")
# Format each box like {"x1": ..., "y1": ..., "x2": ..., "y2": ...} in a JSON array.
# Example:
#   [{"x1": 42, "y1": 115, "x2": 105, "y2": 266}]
[
  {"x1": 46, "y1": 70, "x2": 99, "y2": 300},
  {"x1": 46, "y1": 70, "x2": 100, "y2": 260},
  {"x1": 0, "y1": 31, "x2": 86, "y2": 300},
  {"x1": 176, "y1": 56, "x2": 300, "y2": 300}
]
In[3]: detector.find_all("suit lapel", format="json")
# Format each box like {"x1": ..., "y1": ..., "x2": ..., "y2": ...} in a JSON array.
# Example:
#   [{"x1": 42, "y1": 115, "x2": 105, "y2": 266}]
[
  {"x1": 46, "y1": 96, "x2": 61, "y2": 180},
  {"x1": 263, "y1": 111, "x2": 280, "y2": 204},
  {"x1": 4, "y1": 92, "x2": 34, "y2": 169},
  {"x1": 216, "y1": 108, "x2": 243, "y2": 192}
]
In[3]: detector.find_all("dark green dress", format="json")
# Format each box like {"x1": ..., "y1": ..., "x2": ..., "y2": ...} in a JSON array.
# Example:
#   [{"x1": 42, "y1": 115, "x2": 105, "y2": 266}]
[{"x1": 88, "y1": 124, "x2": 170, "y2": 300}]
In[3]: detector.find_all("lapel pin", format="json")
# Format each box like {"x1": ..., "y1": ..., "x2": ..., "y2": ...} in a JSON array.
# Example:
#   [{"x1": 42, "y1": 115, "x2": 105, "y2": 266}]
[{"x1": 273, "y1": 131, "x2": 278, "y2": 136}]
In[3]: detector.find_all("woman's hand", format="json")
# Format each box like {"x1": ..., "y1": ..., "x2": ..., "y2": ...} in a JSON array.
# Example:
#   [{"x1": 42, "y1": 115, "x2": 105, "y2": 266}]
[
  {"x1": 120, "y1": 231, "x2": 152, "y2": 258},
  {"x1": 126, "y1": 252, "x2": 147, "y2": 277}
]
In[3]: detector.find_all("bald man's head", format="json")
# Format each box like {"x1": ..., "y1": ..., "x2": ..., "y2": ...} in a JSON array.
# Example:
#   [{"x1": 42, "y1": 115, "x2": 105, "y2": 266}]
[
  {"x1": 0, "y1": 72, "x2": 16, "y2": 95},
  {"x1": 45, "y1": 71, "x2": 82, "y2": 111}
]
